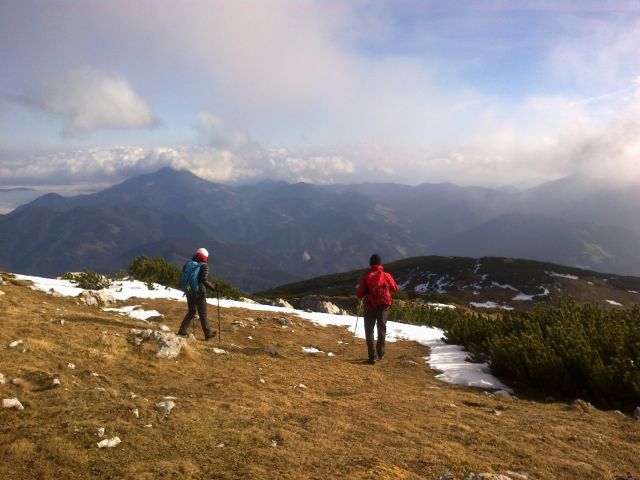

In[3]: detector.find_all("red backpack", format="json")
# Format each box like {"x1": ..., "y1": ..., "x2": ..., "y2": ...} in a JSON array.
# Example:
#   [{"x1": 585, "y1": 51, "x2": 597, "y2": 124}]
[{"x1": 368, "y1": 271, "x2": 392, "y2": 308}]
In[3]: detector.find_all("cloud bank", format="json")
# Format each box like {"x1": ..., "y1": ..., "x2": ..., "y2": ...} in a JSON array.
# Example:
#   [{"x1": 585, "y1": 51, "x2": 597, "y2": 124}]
[
  {"x1": 1, "y1": 2, "x2": 640, "y2": 187},
  {"x1": 12, "y1": 67, "x2": 158, "y2": 136}
]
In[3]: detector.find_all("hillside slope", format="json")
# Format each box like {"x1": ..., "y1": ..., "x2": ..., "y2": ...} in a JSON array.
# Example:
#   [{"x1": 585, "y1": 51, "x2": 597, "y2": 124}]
[
  {"x1": 1, "y1": 274, "x2": 638, "y2": 479},
  {"x1": 260, "y1": 256, "x2": 640, "y2": 312}
]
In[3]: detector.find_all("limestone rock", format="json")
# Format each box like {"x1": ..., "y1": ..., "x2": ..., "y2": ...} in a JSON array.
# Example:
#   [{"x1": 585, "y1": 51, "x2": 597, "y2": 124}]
[
  {"x1": 574, "y1": 399, "x2": 594, "y2": 414},
  {"x1": 276, "y1": 317, "x2": 292, "y2": 326},
  {"x1": 51, "y1": 378, "x2": 61, "y2": 387},
  {"x1": 78, "y1": 290, "x2": 116, "y2": 307},
  {"x1": 273, "y1": 298, "x2": 293, "y2": 309},
  {"x1": 150, "y1": 331, "x2": 186, "y2": 359},
  {"x1": 95, "y1": 427, "x2": 105, "y2": 437},
  {"x1": 8, "y1": 340, "x2": 23, "y2": 348},
  {"x1": 11, "y1": 378, "x2": 25, "y2": 387},
  {"x1": 464, "y1": 474, "x2": 514, "y2": 480},
  {"x1": 299, "y1": 295, "x2": 344, "y2": 315},
  {"x1": 492, "y1": 389, "x2": 513, "y2": 399},
  {"x1": 2, "y1": 398, "x2": 25, "y2": 410},
  {"x1": 97, "y1": 436, "x2": 121, "y2": 448},
  {"x1": 504, "y1": 472, "x2": 529, "y2": 480},
  {"x1": 156, "y1": 400, "x2": 175, "y2": 414}
]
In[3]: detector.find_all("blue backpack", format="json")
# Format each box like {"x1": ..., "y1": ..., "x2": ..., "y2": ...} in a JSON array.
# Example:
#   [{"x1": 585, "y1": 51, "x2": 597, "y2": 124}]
[{"x1": 179, "y1": 260, "x2": 202, "y2": 294}]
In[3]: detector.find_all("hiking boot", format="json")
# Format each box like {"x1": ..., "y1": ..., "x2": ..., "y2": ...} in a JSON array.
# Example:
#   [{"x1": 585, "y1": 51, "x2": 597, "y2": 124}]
[
  {"x1": 377, "y1": 355, "x2": 384, "y2": 361},
  {"x1": 367, "y1": 358, "x2": 376, "y2": 365},
  {"x1": 204, "y1": 331, "x2": 217, "y2": 341},
  {"x1": 177, "y1": 331, "x2": 188, "y2": 337}
]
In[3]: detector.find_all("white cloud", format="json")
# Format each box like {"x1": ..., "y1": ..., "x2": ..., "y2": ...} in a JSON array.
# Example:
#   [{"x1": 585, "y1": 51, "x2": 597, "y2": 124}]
[{"x1": 14, "y1": 67, "x2": 158, "y2": 136}]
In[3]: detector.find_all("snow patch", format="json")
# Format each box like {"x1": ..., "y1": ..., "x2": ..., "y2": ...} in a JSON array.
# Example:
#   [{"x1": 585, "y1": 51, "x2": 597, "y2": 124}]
[
  {"x1": 103, "y1": 305, "x2": 163, "y2": 322},
  {"x1": 470, "y1": 301, "x2": 514, "y2": 311},
  {"x1": 302, "y1": 347, "x2": 323, "y2": 354},
  {"x1": 547, "y1": 271, "x2": 578, "y2": 280},
  {"x1": 491, "y1": 282, "x2": 519, "y2": 291}
]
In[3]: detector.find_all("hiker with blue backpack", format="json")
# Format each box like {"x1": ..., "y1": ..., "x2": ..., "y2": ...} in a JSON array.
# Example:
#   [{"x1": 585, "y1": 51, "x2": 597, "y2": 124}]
[
  {"x1": 177, "y1": 247, "x2": 218, "y2": 340},
  {"x1": 356, "y1": 254, "x2": 398, "y2": 364}
]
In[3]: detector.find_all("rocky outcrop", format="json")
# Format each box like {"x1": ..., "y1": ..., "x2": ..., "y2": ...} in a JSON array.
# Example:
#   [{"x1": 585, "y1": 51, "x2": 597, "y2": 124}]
[
  {"x1": 298, "y1": 296, "x2": 345, "y2": 315},
  {"x1": 78, "y1": 290, "x2": 116, "y2": 307},
  {"x1": 130, "y1": 328, "x2": 186, "y2": 359}
]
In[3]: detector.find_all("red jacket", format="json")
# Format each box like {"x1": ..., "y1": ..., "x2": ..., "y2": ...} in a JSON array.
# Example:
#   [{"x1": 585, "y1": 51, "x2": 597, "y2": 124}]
[{"x1": 356, "y1": 265, "x2": 398, "y2": 311}]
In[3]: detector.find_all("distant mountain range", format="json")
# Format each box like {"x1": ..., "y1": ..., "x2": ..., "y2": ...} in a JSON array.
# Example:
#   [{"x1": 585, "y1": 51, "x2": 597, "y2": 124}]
[{"x1": 1, "y1": 167, "x2": 639, "y2": 292}]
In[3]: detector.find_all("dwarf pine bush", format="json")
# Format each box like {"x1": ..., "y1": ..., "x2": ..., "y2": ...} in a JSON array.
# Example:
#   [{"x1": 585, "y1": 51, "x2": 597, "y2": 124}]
[{"x1": 441, "y1": 299, "x2": 640, "y2": 408}]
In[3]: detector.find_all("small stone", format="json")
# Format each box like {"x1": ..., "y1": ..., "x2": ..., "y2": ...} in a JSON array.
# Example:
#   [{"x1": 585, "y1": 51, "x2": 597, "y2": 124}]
[
  {"x1": 156, "y1": 400, "x2": 175, "y2": 414},
  {"x1": 129, "y1": 392, "x2": 138, "y2": 399},
  {"x1": 2, "y1": 398, "x2": 25, "y2": 410},
  {"x1": 217, "y1": 443, "x2": 225, "y2": 448},
  {"x1": 159, "y1": 325, "x2": 171, "y2": 332},
  {"x1": 11, "y1": 378, "x2": 25, "y2": 387},
  {"x1": 144, "y1": 424, "x2": 152, "y2": 428},
  {"x1": 162, "y1": 396, "x2": 177, "y2": 400},
  {"x1": 271, "y1": 440, "x2": 278, "y2": 447},
  {"x1": 247, "y1": 336, "x2": 253, "y2": 340},
  {"x1": 493, "y1": 409, "x2": 502, "y2": 416},
  {"x1": 8, "y1": 340, "x2": 23, "y2": 348},
  {"x1": 59, "y1": 319, "x2": 65, "y2": 325},
  {"x1": 0, "y1": 373, "x2": 6, "y2": 384},
  {"x1": 464, "y1": 474, "x2": 514, "y2": 480},
  {"x1": 492, "y1": 389, "x2": 512, "y2": 398},
  {"x1": 67, "y1": 363, "x2": 76, "y2": 369},
  {"x1": 504, "y1": 471, "x2": 529, "y2": 480},
  {"x1": 133, "y1": 408, "x2": 140, "y2": 418},
  {"x1": 297, "y1": 384, "x2": 307, "y2": 389},
  {"x1": 263, "y1": 346, "x2": 279, "y2": 356},
  {"x1": 327, "y1": 352, "x2": 335, "y2": 357},
  {"x1": 51, "y1": 378, "x2": 61, "y2": 387},
  {"x1": 568, "y1": 434, "x2": 579, "y2": 442},
  {"x1": 259, "y1": 378, "x2": 265, "y2": 384},
  {"x1": 95, "y1": 427, "x2": 105, "y2": 437},
  {"x1": 211, "y1": 348, "x2": 227, "y2": 354},
  {"x1": 97, "y1": 436, "x2": 121, "y2": 448}
]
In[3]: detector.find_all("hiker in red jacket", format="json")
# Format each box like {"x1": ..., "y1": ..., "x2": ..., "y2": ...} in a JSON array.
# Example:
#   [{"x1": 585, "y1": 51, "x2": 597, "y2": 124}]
[{"x1": 356, "y1": 254, "x2": 398, "y2": 364}]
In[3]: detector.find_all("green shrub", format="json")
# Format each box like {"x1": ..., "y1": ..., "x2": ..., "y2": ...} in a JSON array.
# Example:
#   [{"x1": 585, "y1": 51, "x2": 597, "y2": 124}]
[
  {"x1": 442, "y1": 299, "x2": 640, "y2": 408},
  {"x1": 127, "y1": 255, "x2": 244, "y2": 299},
  {"x1": 63, "y1": 269, "x2": 112, "y2": 290},
  {"x1": 128, "y1": 255, "x2": 180, "y2": 288}
]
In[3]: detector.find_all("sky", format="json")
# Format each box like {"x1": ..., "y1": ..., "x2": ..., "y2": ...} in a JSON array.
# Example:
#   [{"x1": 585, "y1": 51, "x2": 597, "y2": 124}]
[{"x1": 1, "y1": 0, "x2": 640, "y2": 190}]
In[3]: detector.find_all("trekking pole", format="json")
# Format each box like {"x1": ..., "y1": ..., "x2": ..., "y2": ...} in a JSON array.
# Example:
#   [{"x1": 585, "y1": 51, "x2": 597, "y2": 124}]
[
  {"x1": 217, "y1": 285, "x2": 221, "y2": 344},
  {"x1": 352, "y1": 299, "x2": 361, "y2": 343}
]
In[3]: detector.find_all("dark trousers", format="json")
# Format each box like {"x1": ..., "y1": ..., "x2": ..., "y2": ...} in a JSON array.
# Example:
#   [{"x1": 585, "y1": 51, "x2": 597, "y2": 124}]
[
  {"x1": 363, "y1": 308, "x2": 388, "y2": 361},
  {"x1": 179, "y1": 293, "x2": 212, "y2": 338}
]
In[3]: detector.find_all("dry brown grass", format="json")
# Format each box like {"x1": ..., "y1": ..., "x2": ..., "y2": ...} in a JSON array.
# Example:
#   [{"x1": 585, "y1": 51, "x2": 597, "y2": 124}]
[{"x1": 0, "y1": 275, "x2": 639, "y2": 480}]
